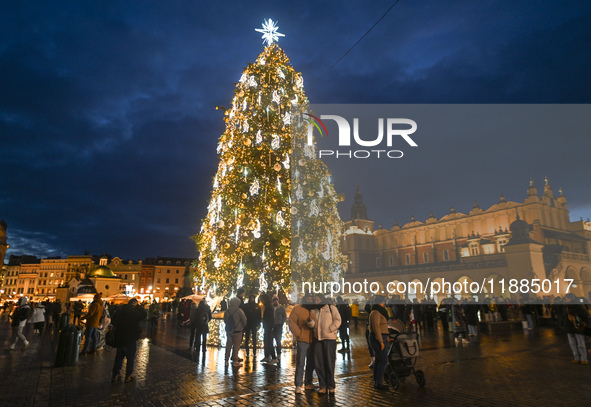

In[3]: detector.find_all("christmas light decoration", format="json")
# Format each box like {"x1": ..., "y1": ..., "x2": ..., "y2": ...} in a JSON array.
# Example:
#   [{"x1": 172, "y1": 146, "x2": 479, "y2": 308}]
[{"x1": 255, "y1": 19, "x2": 285, "y2": 46}]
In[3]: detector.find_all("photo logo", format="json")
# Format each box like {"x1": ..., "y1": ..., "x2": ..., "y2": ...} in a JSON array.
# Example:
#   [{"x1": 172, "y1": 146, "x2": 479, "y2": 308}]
[
  {"x1": 303, "y1": 113, "x2": 328, "y2": 139},
  {"x1": 304, "y1": 111, "x2": 418, "y2": 159}
]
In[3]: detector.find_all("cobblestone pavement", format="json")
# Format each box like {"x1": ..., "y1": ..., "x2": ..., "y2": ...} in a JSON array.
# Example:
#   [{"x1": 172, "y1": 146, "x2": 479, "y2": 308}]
[{"x1": 1, "y1": 312, "x2": 590, "y2": 406}]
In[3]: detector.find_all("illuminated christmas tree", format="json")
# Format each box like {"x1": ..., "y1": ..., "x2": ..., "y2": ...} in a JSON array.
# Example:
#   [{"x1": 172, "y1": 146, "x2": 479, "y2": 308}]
[{"x1": 194, "y1": 20, "x2": 346, "y2": 296}]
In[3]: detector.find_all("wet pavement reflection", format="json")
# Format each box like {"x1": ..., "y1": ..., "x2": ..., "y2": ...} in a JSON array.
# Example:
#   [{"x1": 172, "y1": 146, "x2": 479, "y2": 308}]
[{"x1": 1, "y1": 312, "x2": 590, "y2": 406}]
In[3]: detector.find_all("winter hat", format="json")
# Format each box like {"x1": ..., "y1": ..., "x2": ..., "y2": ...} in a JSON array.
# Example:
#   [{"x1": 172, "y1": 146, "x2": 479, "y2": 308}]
[{"x1": 373, "y1": 295, "x2": 386, "y2": 305}]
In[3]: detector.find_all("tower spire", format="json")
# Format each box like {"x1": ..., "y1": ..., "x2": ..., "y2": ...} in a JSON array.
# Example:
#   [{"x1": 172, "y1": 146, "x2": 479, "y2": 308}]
[{"x1": 350, "y1": 183, "x2": 369, "y2": 220}]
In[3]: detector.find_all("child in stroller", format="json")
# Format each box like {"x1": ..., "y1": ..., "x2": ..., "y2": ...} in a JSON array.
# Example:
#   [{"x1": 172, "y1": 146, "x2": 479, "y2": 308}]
[{"x1": 384, "y1": 318, "x2": 426, "y2": 390}]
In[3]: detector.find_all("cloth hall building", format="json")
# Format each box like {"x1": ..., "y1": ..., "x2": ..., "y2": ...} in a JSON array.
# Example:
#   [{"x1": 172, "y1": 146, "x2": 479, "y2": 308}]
[{"x1": 341, "y1": 179, "x2": 591, "y2": 302}]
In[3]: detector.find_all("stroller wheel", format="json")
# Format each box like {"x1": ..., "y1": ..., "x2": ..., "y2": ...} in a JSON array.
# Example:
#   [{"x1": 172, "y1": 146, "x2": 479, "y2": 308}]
[
  {"x1": 415, "y1": 370, "x2": 426, "y2": 387},
  {"x1": 385, "y1": 365, "x2": 399, "y2": 390}
]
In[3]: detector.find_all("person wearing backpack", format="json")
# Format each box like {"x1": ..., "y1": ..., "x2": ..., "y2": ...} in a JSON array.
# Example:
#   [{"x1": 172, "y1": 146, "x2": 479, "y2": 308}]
[
  {"x1": 224, "y1": 297, "x2": 247, "y2": 367},
  {"x1": 7, "y1": 297, "x2": 31, "y2": 350},
  {"x1": 194, "y1": 299, "x2": 212, "y2": 353}
]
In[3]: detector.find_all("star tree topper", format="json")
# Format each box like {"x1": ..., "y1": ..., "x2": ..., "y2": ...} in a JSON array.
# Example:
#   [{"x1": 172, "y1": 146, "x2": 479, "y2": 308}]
[{"x1": 255, "y1": 19, "x2": 285, "y2": 46}]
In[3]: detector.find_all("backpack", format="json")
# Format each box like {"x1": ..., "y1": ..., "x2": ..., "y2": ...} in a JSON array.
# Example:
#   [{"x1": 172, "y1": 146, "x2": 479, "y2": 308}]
[
  {"x1": 225, "y1": 309, "x2": 237, "y2": 332},
  {"x1": 17, "y1": 306, "x2": 30, "y2": 322},
  {"x1": 198, "y1": 308, "x2": 208, "y2": 325},
  {"x1": 105, "y1": 325, "x2": 116, "y2": 347}
]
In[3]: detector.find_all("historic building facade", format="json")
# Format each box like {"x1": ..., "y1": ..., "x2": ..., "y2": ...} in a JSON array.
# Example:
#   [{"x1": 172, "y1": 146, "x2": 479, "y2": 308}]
[
  {"x1": 341, "y1": 179, "x2": 591, "y2": 302},
  {"x1": 152, "y1": 257, "x2": 196, "y2": 301},
  {"x1": 107, "y1": 256, "x2": 141, "y2": 295}
]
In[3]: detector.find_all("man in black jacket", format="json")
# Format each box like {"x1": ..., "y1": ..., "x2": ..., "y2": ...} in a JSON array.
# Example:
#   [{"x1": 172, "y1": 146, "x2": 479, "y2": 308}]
[
  {"x1": 243, "y1": 294, "x2": 262, "y2": 359},
  {"x1": 111, "y1": 298, "x2": 147, "y2": 382},
  {"x1": 337, "y1": 297, "x2": 351, "y2": 352}
]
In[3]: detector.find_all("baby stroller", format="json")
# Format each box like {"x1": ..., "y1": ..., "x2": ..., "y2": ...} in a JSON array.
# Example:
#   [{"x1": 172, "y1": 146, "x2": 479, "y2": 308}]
[{"x1": 384, "y1": 319, "x2": 426, "y2": 390}]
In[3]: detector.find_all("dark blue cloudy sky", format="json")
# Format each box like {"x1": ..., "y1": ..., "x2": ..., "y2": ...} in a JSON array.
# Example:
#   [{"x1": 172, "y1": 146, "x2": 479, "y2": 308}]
[{"x1": 2, "y1": 1, "x2": 591, "y2": 260}]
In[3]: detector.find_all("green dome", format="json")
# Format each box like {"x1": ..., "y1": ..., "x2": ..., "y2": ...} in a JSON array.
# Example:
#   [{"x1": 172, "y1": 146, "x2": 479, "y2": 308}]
[{"x1": 89, "y1": 265, "x2": 117, "y2": 278}]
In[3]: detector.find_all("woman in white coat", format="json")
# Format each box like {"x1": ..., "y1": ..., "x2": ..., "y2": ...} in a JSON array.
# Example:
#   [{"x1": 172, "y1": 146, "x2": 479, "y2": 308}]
[
  {"x1": 308, "y1": 293, "x2": 341, "y2": 394},
  {"x1": 28, "y1": 302, "x2": 46, "y2": 334}
]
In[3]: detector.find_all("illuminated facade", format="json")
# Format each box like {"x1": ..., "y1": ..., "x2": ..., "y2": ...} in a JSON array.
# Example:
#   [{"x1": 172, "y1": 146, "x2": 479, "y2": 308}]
[
  {"x1": 107, "y1": 256, "x2": 141, "y2": 295},
  {"x1": 342, "y1": 179, "x2": 591, "y2": 301},
  {"x1": 139, "y1": 258, "x2": 155, "y2": 296},
  {"x1": 36, "y1": 258, "x2": 68, "y2": 297},
  {"x1": 152, "y1": 257, "x2": 196, "y2": 301}
]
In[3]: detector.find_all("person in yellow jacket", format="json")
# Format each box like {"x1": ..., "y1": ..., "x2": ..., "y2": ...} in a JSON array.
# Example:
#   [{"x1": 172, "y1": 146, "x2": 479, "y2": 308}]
[
  {"x1": 80, "y1": 294, "x2": 104, "y2": 355},
  {"x1": 351, "y1": 300, "x2": 360, "y2": 328}
]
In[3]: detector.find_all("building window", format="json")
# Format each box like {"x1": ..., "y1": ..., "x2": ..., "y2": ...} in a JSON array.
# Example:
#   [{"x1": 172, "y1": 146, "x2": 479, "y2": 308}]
[
  {"x1": 167, "y1": 269, "x2": 170, "y2": 273},
  {"x1": 443, "y1": 249, "x2": 450, "y2": 261},
  {"x1": 498, "y1": 239, "x2": 507, "y2": 253},
  {"x1": 405, "y1": 254, "x2": 411, "y2": 265},
  {"x1": 157, "y1": 278, "x2": 161, "y2": 284},
  {"x1": 470, "y1": 243, "x2": 480, "y2": 256},
  {"x1": 389, "y1": 256, "x2": 394, "y2": 266},
  {"x1": 166, "y1": 278, "x2": 170, "y2": 283},
  {"x1": 175, "y1": 278, "x2": 179, "y2": 284},
  {"x1": 132, "y1": 274, "x2": 135, "y2": 280},
  {"x1": 176, "y1": 270, "x2": 179, "y2": 274},
  {"x1": 423, "y1": 252, "x2": 429, "y2": 263}
]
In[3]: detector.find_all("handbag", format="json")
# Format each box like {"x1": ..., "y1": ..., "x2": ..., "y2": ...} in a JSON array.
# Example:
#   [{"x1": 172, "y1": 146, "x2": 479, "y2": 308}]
[
  {"x1": 105, "y1": 325, "x2": 116, "y2": 347},
  {"x1": 568, "y1": 314, "x2": 586, "y2": 332}
]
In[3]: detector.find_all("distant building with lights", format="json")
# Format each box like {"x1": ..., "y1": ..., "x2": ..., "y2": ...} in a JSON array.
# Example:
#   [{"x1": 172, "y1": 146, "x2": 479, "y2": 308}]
[
  {"x1": 341, "y1": 179, "x2": 591, "y2": 302},
  {"x1": 152, "y1": 257, "x2": 197, "y2": 301},
  {"x1": 107, "y1": 256, "x2": 141, "y2": 295},
  {"x1": 139, "y1": 258, "x2": 156, "y2": 296}
]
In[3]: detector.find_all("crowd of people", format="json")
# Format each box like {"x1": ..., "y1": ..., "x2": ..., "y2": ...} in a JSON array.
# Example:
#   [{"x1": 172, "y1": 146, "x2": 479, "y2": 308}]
[{"x1": 2, "y1": 291, "x2": 590, "y2": 389}]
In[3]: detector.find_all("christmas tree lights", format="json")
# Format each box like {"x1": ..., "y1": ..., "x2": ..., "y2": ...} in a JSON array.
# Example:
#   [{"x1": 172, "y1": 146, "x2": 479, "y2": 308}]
[{"x1": 194, "y1": 21, "x2": 346, "y2": 296}]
